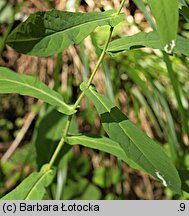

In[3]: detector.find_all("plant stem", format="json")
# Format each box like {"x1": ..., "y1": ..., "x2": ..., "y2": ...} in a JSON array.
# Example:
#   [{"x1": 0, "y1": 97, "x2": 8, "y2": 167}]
[
  {"x1": 47, "y1": 136, "x2": 64, "y2": 170},
  {"x1": 87, "y1": 26, "x2": 114, "y2": 87},
  {"x1": 116, "y1": 0, "x2": 126, "y2": 15},
  {"x1": 47, "y1": 115, "x2": 73, "y2": 169},
  {"x1": 163, "y1": 53, "x2": 189, "y2": 137},
  {"x1": 47, "y1": 0, "x2": 126, "y2": 170}
]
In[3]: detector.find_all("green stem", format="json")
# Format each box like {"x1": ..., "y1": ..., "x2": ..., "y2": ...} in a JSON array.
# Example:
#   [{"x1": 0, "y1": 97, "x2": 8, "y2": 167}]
[
  {"x1": 47, "y1": 136, "x2": 64, "y2": 170},
  {"x1": 116, "y1": 0, "x2": 126, "y2": 15},
  {"x1": 87, "y1": 26, "x2": 114, "y2": 87},
  {"x1": 163, "y1": 53, "x2": 189, "y2": 137},
  {"x1": 47, "y1": 0, "x2": 126, "y2": 170},
  {"x1": 47, "y1": 115, "x2": 72, "y2": 170}
]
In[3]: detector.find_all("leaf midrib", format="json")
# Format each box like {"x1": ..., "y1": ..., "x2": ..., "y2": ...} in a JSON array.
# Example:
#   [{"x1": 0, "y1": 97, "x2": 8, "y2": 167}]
[
  {"x1": 8, "y1": 15, "x2": 116, "y2": 43},
  {"x1": 119, "y1": 123, "x2": 157, "y2": 170},
  {"x1": 108, "y1": 37, "x2": 160, "y2": 51},
  {"x1": 88, "y1": 86, "x2": 157, "y2": 175},
  {"x1": 0, "y1": 77, "x2": 71, "y2": 110},
  {"x1": 68, "y1": 135, "x2": 126, "y2": 154},
  {"x1": 25, "y1": 170, "x2": 52, "y2": 200},
  {"x1": 89, "y1": 85, "x2": 111, "y2": 112}
]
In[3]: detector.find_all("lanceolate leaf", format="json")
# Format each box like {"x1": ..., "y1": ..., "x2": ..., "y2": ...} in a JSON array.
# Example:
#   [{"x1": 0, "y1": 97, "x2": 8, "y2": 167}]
[
  {"x1": 0, "y1": 67, "x2": 75, "y2": 115},
  {"x1": 66, "y1": 134, "x2": 144, "y2": 171},
  {"x1": 6, "y1": 9, "x2": 124, "y2": 56},
  {"x1": 147, "y1": 0, "x2": 179, "y2": 53},
  {"x1": 107, "y1": 31, "x2": 161, "y2": 55},
  {"x1": 107, "y1": 31, "x2": 189, "y2": 56},
  {"x1": 1, "y1": 165, "x2": 55, "y2": 200},
  {"x1": 80, "y1": 82, "x2": 181, "y2": 194}
]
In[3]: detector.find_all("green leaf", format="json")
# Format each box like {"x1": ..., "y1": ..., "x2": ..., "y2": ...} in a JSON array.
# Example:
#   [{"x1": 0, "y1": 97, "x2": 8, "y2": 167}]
[
  {"x1": 147, "y1": 0, "x2": 179, "y2": 53},
  {"x1": 80, "y1": 82, "x2": 181, "y2": 194},
  {"x1": 178, "y1": 169, "x2": 189, "y2": 193},
  {"x1": 172, "y1": 36, "x2": 189, "y2": 56},
  {"x1": 6, "y1": 9, "x2": 124, "y2": 57},
  {"x1": 1, "y1": 164, "x2": 55, "y2": 200},
  {"x1": 66, "y1": 134, "x2": 143, "y2": 171},
  {"x1": 126, "y1": 66, "x2": 179, "y2": 163},
  {"x1": 180, "y1": 6, "x2": 189, "y2": 22},
  {"x1": 107, "y1": 31, "x2": 161, "y2": 55},
  {"x1": 0, "y1": 67, "x2": 75, "y2": 115},
  {"x1": 107, "y1": 31, "x2": 189, "y2": 56},
  {"x1": 92, "y1": 166, "x2": 120, "y2": 188},
  {"x1": 63, "y1": 178, "x2": 101, "y2": 200},
  {"x1": 32, "y1": 107, "x2": 78, "y2": 168}
]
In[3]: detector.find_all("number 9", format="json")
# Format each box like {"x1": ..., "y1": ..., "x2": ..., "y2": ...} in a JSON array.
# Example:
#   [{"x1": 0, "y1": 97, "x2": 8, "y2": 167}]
[{"x1": 180, "y1": 203, "x2": 185, "y2": 211}]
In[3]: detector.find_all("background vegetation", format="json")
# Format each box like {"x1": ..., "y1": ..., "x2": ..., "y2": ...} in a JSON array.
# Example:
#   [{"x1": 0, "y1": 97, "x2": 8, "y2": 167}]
[{"x1": 0, "y1": 0, "x2": 189, "y2": 199}]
